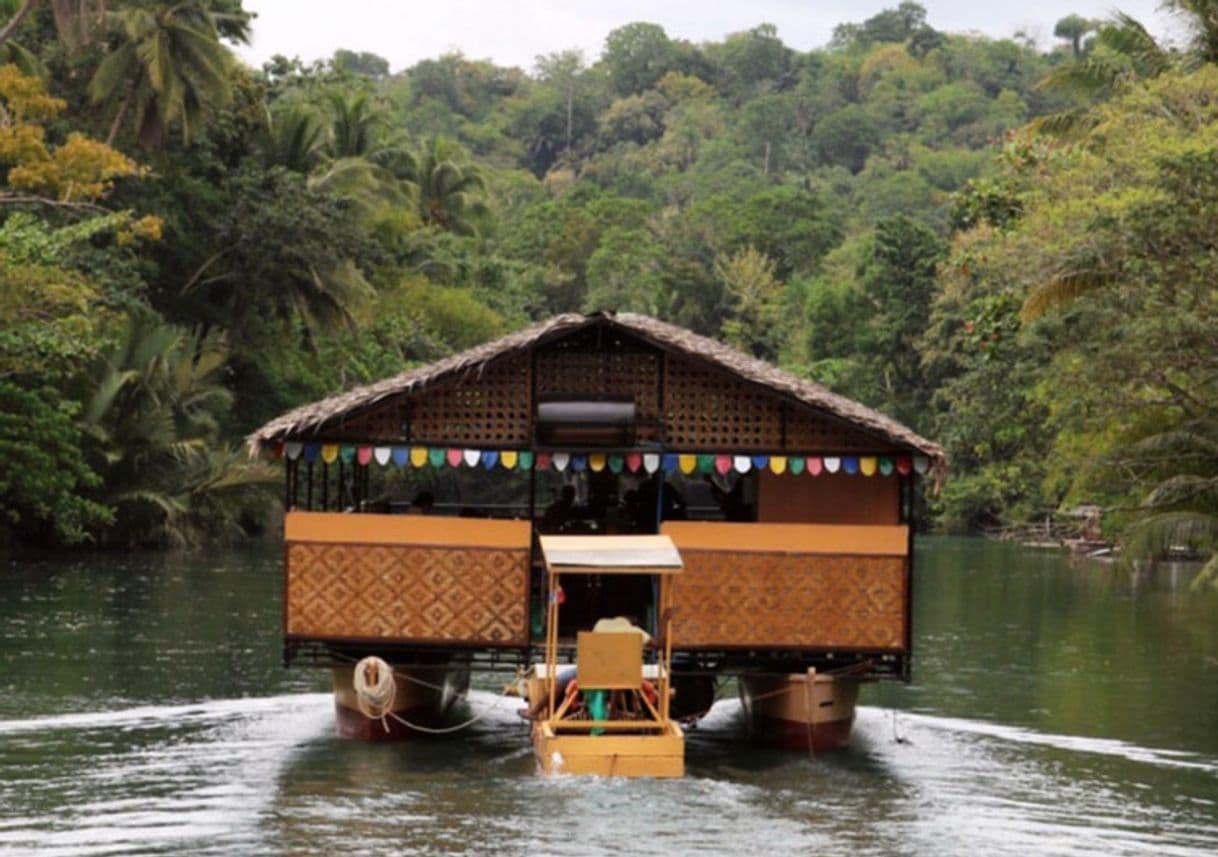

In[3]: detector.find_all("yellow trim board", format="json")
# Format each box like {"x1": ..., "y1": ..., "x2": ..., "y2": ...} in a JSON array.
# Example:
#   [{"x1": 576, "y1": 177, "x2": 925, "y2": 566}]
[
  {"x1": 285, "y1": 510, "x2": 530, "y2": 548},
  {"x1": 661, "y1": 521, "x2": 909, "y2": 556}
]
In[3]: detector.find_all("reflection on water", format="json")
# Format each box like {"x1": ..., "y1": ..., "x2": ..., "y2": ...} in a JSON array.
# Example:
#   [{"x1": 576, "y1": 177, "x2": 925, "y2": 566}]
[{"x1": 0, "y1": 539, "x2": 1216, "y2": 856}]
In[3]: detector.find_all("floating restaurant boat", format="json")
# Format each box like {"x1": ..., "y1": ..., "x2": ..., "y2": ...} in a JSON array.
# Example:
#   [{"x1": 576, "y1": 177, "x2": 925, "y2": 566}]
[{"x1": 247, "y1": 312, "x2": 945, "y2": 773}]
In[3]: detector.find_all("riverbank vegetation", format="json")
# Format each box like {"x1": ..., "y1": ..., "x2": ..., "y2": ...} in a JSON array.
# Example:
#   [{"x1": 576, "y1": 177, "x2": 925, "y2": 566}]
[{"x1": 0, "y1": 1, "x2": 1213, "y2": 583}]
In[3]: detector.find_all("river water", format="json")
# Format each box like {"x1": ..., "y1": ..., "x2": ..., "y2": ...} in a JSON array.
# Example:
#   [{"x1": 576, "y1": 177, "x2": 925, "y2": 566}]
[{"x1": 1, "y1": 538, "x2": 1216, "y2": 856}]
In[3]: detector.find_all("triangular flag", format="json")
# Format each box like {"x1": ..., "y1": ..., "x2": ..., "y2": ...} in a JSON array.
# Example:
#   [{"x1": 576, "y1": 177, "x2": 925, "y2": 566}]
[
  {"x1": 409, "y1": 447, "x2": 427, "y2": 467},
  {"x1": 427, "y1": 447, "x2": 445, "y2": 468},
  {"x1": 733, "y1": 455, "x2": 752, "y2": 474},
  {"x1": 860, "y1": 456, "x2": 877, "y2": 476},
  {"x1": 270, "y1": 441, "x2": 284, "y2": 460},
  {"x1": 625, "y1": 453, "x2": 642, "y2": 473},
  {"x1": 879, "y1": 457, "x2": 895, "y2": 476},
  {"x1": 914, "y1": 456, "x2": 930, "y2": 474},
  {"x1": 303, "y1": 444, "x2": 320, "y2": 463},
  {"x1": 807, "y1": 457, "x2": 823, "y2": 476},
  {"x1": 446, "y1": 448, "x2": 463, "y2": 467},
  {"x1": 608, "y1": 455, "x2": 624, "y2": 474},
  {"x1": 520, "y1": 451, "x2": 536, "y2": 470},
  {"x1": 553, "y1": 452, "x2": 570, "y2": 471},
  {"x1": 463, "y1": 449, "x2": 481, "y2": 467},
  {"x1": 643, "y1": 454, "x2": 661, "y2": 474},
  {"x1": 356, "y1": 446, "x2": 373, "y2": 466},
  {"x1": 715, "y1": 455, "x2": 732, "y2": 475},
  {"x1": 589, "y1": 453, "x2": 606, "y2": 472},
  {"x1": 678, "y1": 454, "x2": 698, "y2": 474},
  {"x1": 751, "y1": 455, "x2": 769, "y2": 470},
  {"x1": 769, "y1": 456, "x2": 787, "y2": 475},
  {"x1": 789, "y1": 456, "x2": 805, "y2": 475},
  {"x1": 374, "y1": 446, "x2": 391, "y2": 466},
  {"x1": 571, "y1": 454, "x2": 587, "y2": 472},
  {"x1": 339, "y1": 445, "x2": 356, "y2": 464},
  {"x1": 321, "y1": 444, "x2": 339, "y2": 464},
  {"x1": 481, "y1": 450, "x2": 499, "y2": 469},
  {"x1": 896, "y1": 456, "x2": 912, "y2": 476},
  {"x1": 501, "y1": 451, "x2": 518, "y2": 470},
  {"x1": 661, "y1": 454, "x2": 679, "y2": 473},
  {"x1": 823, "y1": 456, "x2": 841, "y2": 474},
  {"x1": 392, "y1": 447, "x2": 410, "y2": 467},
  {"x1": 285, "y1": 442, "x2": 303, "y2": 461},
  {"x1": 843, "y1": 456, "x2": 860, "y2": 475}
]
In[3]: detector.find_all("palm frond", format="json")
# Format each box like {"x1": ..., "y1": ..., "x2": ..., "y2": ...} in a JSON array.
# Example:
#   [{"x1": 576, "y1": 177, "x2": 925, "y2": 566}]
[
  {"x1": 1122, "y1": 510, "x2": 1218, "y2": 560},
  {"x1": 1125, "y1": 425, "x2": 1218, "y2": 459},
  {"x1": 1098, "y1": 13, "x2": 1171, "y2": 77},
  {"x1": 83, "y1": 366, "x2": 137, "y2": 425},
  {"x1": 109, "y1": 487, "x2": 187, "y2": 517},
  {"x1": 1021, "y1": 269, "x2": 1115, "y2": 320},
  {"x1": 1189, "y1": 552, "x2": 1218, "y2": 591},
  {"x1": 1029, "y1": 108, "x2": 1102, "y2": 139},
  {"x1": 0, "y1": 39, "x2": 45, "y2": 77},
  {"x1": 1143, "y1": 474, "x2": 1218, "y2": 509}
]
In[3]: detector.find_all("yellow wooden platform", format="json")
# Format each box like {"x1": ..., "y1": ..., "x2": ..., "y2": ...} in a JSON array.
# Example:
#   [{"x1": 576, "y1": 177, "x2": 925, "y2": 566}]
[{"x1": 532, "y1": 721, "x2": 685, "y2": 777}]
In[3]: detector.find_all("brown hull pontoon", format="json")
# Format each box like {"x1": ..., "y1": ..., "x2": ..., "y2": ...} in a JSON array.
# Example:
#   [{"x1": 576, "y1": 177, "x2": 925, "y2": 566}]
[{"x1": 740, "y1": 671, "x2": 860, "y2": 752}]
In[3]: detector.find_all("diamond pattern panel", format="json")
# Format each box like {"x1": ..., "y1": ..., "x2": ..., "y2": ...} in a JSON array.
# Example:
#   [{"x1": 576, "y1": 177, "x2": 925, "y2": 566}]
[
  {"x1": 286, "y1": 542, "x2": 529, "y2": 645},
  {"x1": 669, "y1": 551, "x2": 907, "y2": 651}
]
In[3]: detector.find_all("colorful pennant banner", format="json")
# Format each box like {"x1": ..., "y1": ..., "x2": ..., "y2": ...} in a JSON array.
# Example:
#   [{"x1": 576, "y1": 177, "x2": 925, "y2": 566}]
[{"x1": 276, "y1": 443, "x2": 932, "y2": 479}]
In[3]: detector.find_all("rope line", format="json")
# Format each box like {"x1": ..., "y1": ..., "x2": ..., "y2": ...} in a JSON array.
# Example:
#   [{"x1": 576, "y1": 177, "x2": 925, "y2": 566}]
[{"x1": 349, "y1": 655, "x2": 515, "y2": 735}]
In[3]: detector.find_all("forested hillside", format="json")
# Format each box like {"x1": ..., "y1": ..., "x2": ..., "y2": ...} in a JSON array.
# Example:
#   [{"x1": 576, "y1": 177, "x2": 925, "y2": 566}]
[{"x1": 0, "y1": 1, "x2": 1213, "y2": 582}]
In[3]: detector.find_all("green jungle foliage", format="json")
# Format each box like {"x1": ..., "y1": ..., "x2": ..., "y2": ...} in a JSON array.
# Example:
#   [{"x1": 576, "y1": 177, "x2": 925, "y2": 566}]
[{"x1": 0, "y1": 0, "x2": 1212, "y2": 583}]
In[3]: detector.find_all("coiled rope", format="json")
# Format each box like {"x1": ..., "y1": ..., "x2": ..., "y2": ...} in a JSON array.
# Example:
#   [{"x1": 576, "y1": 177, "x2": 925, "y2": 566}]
[
  {"x1": 353, "y1": 656, "x2": 397, "y2": 728},
  {"x1": 349, "y1": 655, "x2": 515, "y2": 735}
]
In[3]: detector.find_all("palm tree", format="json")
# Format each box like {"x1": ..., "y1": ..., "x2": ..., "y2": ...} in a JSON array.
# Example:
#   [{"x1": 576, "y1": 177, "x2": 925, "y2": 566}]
[
  {"x1": 88, "y1": 1, "x2": 243, "y2": 148},
  {"x1": 261, "y1": 98, "x2": 416, "y2": 246},
  {"x1": 1119, "y1": 417, "x2": 1218, "y2": 590},
  {"x1": 1038, "y1": 2, "x2": 1218, "y2": 125},
  {"x1": 265, "y1": 104, "x2": 326, "y2": 173},
  {"x1": 79, "y1": 315, "x2": 275, "y2": 546},
  {"x1": 1038, "y1": 13, "x2": 1168, "y2": 104},
  {"x1": 326, "y1": 90, "x2": 381, "y2": 158},
  {"x1": 409, "y1": 135, "x2": 489, "y2": 236}
]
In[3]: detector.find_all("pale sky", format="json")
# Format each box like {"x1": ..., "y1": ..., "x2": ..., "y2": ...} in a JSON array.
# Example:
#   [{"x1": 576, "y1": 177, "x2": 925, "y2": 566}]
[{"x1": 235, "y1": 1, "x2": 1174, "y2": 74}]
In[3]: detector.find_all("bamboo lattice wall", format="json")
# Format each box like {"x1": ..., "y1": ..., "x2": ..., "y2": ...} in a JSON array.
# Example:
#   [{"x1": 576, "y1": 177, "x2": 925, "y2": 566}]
[
  {"x1": 317, "y1": 331, "x2": 889, "y2": 452},
  {"x1": 286, "y1": 542, "x2": 529, "y2": 644},
  {"x1": 667, "y1": 551, "x2": 907, "y2": 650},
  {"x1": 534, "y1": 329, "x2": 662, "y2": 442}
]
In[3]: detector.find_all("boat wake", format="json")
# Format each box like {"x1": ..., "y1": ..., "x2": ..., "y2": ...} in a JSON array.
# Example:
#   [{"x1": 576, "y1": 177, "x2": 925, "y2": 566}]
[
  {"x1": 0, "y1": 693, "x2": 1213, "y2": 857},
  {"x1": 0, "y1": 693, "x2": 334, "y2": 737},
  {"x1": 856, "y1": 707, "x2": 1218, "y2": 776}
]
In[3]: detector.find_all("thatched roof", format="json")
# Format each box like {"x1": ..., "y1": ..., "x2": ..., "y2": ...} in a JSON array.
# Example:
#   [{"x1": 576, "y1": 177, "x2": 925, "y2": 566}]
[{"x1": 247, "y1": 312, "x2": 945, "y2": 478}]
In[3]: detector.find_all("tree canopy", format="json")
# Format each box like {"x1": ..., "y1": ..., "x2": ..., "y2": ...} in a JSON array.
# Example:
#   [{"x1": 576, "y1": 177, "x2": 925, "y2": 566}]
[{"x1": 2, "y1": 0, "x2": 1213, "y2": 583}]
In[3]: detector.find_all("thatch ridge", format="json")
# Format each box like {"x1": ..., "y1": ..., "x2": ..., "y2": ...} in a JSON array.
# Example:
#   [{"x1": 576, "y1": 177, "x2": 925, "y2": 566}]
[{"x1": 246, "y1": 312, "x2": 945, "y2": 478}]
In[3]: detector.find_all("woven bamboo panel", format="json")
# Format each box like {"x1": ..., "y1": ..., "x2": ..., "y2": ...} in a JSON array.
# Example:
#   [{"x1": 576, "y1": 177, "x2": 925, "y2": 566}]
[
  {"x1": 407, "y1": 355, "x2": 531, "y2": 445},
  {"x1": 535, "y1": 331, "x2": 661, "y2": 441},
  {"x1": 340, "y1": 397, "x2": 405, "y2": 441},
  {"x1": 664, "y1": 357, "x2": 784, "y2": 448},
  {"x1": 286, "y1": 542, "x2": 529, "y2": 645},
  {"x1": 668, "y1": 550, "x2": 907, "y2": 650},
  {"x1": 664, "y1": 354, "x2": 896, "y2": 451},
  {"x1": 783, "y1": 410, "x2": 877, "y2": 451}
]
